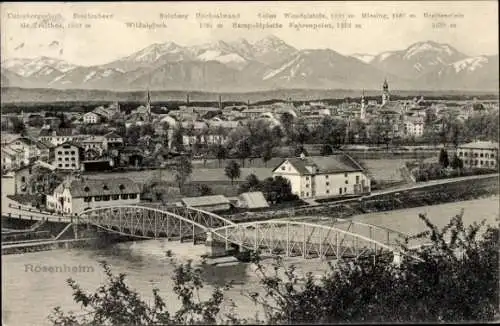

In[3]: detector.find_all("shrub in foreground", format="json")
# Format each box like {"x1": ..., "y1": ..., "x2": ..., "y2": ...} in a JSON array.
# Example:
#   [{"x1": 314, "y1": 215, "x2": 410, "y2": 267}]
[{"x1": 50, "y1": 211, "x2": 499, "y2": 325}]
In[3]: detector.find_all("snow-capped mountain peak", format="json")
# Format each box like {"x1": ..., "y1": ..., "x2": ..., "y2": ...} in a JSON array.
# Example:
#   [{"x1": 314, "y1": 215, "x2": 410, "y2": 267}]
[
  {"x1": 452, "y1": 56, "x2": 489, "y2": 72},
  {"x1": 351, "y1": 53, "x2": 375, "y2": 64},
  {"x1": 403, "y1": 41, "x2": 460, "y2": 60},
  {"x1": 1, "y1": 56, "x2": 77, "y2": 76},
  {"x1": 126, "y1": 42, "x2": 185, "y2": 62}
]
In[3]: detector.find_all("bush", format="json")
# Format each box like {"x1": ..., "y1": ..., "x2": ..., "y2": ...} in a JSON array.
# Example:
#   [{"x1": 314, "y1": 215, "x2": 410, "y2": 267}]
[{"x1": 50, "y1": 211, "x2": 499, "y2": 325}]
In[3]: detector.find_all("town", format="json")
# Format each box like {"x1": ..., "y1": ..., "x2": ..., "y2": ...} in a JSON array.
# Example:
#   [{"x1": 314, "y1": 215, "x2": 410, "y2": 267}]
[{"x1": 1, "y1": 80, "x2": 498, "y2": 216}]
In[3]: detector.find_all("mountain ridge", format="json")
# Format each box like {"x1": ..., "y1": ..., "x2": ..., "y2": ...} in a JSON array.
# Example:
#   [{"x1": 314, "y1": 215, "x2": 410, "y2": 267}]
[{"x1": 1, "y1": 37, "x2": 498, "y2": 92}]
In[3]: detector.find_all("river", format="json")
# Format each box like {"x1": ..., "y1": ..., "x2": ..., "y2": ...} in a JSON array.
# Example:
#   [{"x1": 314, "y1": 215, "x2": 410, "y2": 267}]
[{"x1": 2, "y1": 196, "x2": 499, "y2": 326}]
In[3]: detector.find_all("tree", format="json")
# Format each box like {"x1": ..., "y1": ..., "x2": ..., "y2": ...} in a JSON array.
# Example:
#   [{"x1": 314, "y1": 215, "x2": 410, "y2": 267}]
[
  {"x1": 214, "y1": 145, "x2": 227, "y2": 168},
  {"x1": 171, "y1": 155, "x2": 192, "y2": 192},
  {"x1": 171, "y1": 125, "x2": 185, "y2": 152},
  {"x1": 439, "y1": 148, "x2": 450, "y2": 168},
  {"x1": 450, "y1": 154, "x2": 464, "y2": 170},
  {"x1": 239, "y1": 173, "x2": 261, "y2": 193},
  {"x1": 224, "y1": 160, "x2": 241, "y2": 185},
  {"x1": 198, "y1": 184, "x2": 214, "y2": 196},
  {"x1": 261, "y1": 142, "x2": 273, "y2": 167},
  {"x1": 235, "y1": 139, "x2": 251, "y2": 167},
  {"x1": 11, "y1": 117, "x2": 26, "y2": 134}
]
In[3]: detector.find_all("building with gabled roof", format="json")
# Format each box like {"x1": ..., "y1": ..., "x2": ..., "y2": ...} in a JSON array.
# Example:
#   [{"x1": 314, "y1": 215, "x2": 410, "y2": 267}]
[
  {"x1": 46, "y1": 176, "x2": 141, "y2": 214},
  {"x1": 272, "y1": 153, "x2": 370, "y2": 199}
]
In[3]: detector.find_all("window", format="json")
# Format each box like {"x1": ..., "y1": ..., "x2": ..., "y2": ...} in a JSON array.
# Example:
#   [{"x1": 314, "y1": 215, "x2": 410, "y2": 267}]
[
  {"x1": 58, "y1": 151, "x2": 62, "y2": 155},
  {"x1": 306, "y1": 192, "x2": 309, "y2": 197},
  {"x1": 325, "y1": 175, "x2": 329, "y2": 179},
  {"x1": 103, "y1": 195, "x2": 110, "y2": 201},
  {"x1": 84, "y1": 197, "x2": 91, "y2": 202},
  {"x1": 305, "y1": 184, "x2": 309, "y2": 188},
  {"x1": 65, "y1": 164, "x2": 69, "y2": 167},
  {"x1": 71, "y1": 157, "x2": 75, "y2": 161},
  {"x1": 474, "y1": 153, "x2": 478, "y2": 157},
  {"x1": 65, "y1": 158, "x2": 69, "y2": 161},
  {"x1": 485, "y1": 154, "x2": 489, "y2": 158},
  {"x1": 491, "y1": 154, "x2": 495, "y2": 159},
  {"x1": 129, "y1": 194, "x2": 137, "y2": 199},
  {"x1": 58, "y1": 157, "x2": 62, "y2": 161},
  {"x1": 64, "y1": 151, "x2": 69, "y2": 155},
  {"x1": 281, "y1": 166, "x2": 286, "y2": 171},
  {"x1": 480, "y1": 160, "x2": 483, "y2": 165},
  {"x1": 464, "y1": 152, "x2": 468, "y2": 157},
  {"x1": 305, "y1": 176, "x2": 309, "y2": 180},
  {"x1": 112, "y1": 195, "x2": 119, "y2": 200},
  {"x1": 58, "y1": 164, "x2": 62, "y2": 167},
  {"x1": 103, "y1": 185, "x2": 109, "y2": 190},
  {"x1": 326, "y1": 182, "x2": 329, "y2": 186},
  {"x1": 356, "y1": 176, "x2": 360, "y2": 184},
  {"x1": 491, "y1": 161, "x2": 496, "y2": 166},
  {"x1": 119, "y1": 184, "x2": 125, "y2": 191},
  {"x1": 344, "y1": 173, "x2": 348, "y2": 177},
  {"x1": 121, "y1": 194, "x2": 129, "y2": 200},
  {"x1": 71, "y1": 164, "x2": 75, "y2": 167},
  {"x1": 71, "y1": 151, "x2": 75, "y2": 155},
  {"x1": 459, "y1": 152, "x2": 463, "y2": 157},
  {"x1": 339, "y1": 188, "x2": 342, "y2": 194},
  {"x1": 480, "y1": 153, "x2": 484, "y2": 158},
  {"x1": 21, "y1": 176, "x2": 26, "y2": 182},
  {"x1": 84, "y1": 186, "x2": 90, "y2": 192},
  {"x1": 345, "y1": 180, "x2": 348, "y2": 184},
  {"x1": 344, "y1": 187, "x2": 347, "y2": 193},
  {"x1": 94, "y1": 196, "x2": 102, "y2": 201},
  {"x1": 326, "y1": 190, "x2": 330, "y2": 194},
  {"x1": 301, "y1": 191, "x2": 304, "y2": 197}
]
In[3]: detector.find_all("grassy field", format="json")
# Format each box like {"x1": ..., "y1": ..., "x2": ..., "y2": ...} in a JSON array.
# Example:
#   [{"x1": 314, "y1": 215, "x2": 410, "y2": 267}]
[
  {"x1": 86, "y1": 168, "x2": 272, "y2": 184},
  {"x1": 361, "y1": 159, "x2": 411, "y2": 181},
  {"x1": 87, "y1": 158, "x2": 408, "y2": 192}
]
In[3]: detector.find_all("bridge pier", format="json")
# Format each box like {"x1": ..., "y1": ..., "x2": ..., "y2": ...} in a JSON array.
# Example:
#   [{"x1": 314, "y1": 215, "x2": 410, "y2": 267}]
[{"x1": 205, "y1": 232, "x2": 229, "y2": 258}]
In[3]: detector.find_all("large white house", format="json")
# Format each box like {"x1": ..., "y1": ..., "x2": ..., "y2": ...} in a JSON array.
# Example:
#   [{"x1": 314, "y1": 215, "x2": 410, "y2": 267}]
[
  {"x1": 46, "y1": 176, "x2": 141, "y2": 215},
  {"x1": 272, "y1": 154, "x2": 371, "y2": 199},
  {"x1": 456, "y1": 141, "x2": 499, "y2": 169}
]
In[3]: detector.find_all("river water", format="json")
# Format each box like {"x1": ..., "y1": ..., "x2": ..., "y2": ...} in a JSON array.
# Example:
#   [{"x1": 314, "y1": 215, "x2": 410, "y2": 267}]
[{"x1": 2, "y1": 196, "x2": 499, "y2": 326}]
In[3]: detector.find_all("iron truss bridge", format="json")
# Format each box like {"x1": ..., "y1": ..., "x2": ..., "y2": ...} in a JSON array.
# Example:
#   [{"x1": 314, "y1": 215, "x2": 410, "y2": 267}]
[{"x1": 78, "y1": 205, "x2": 417, "y2": 262}]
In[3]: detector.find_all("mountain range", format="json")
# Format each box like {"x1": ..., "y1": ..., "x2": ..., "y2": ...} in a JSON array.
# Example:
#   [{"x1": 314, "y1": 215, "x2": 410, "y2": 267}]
[{"x1": 1, "y1": 36, "x2": 498, "y2": 92}]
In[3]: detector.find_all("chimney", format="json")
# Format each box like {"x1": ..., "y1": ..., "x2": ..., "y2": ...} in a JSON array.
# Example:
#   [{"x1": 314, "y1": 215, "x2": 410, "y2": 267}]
[
  {"x1": 219, "y1": 95, "x2": 222, "y2": 110},
  {"x1": 186, "y1": 94, "x2": 190, "y2": 105},
  {"x1": 247, "y1": 99, "x2": 250, "y2": 106}
]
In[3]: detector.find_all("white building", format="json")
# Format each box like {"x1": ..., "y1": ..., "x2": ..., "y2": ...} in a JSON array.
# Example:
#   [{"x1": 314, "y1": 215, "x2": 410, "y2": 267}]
[
  {"x1": 54, "y1": 142, "x2": 83, "y2": 170},
  {"x1": 456, "y1": 141, "x2": 498, "y2": 169},
  {"x1": 403, "y1": 117, "x2": 425, "y2": 137},
  {"x1": 272, "y1": 153, "x2": 371, "y2": 199},
  {"x1": 46, "y1": 177, "x2": 141, "y2": 215},
  {"x1": 82, "y1": 112, "x2": 101, "y2": 124}
]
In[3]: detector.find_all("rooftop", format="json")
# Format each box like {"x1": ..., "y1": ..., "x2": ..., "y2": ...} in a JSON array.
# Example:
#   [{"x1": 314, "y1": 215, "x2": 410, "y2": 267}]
[
  {"x1": 274, "y1": 154, "x2": 363, "y2": 175},
  {"x1": 181, "y1": 195, "x2": 230, "y2": 207},
  {"x1": 58, "y1": 177, "x2": 141, "y2": 198},
  {"x1": 459, "y1": 141, "x2": 499, "y2": 150}
]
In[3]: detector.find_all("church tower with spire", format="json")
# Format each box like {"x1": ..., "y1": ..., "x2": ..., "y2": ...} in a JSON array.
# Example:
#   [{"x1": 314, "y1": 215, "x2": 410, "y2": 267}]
[
  {"x1": 360, "y1": 89, "x2": 366, "y2": 120},
  {"x1": 382, "y1": 79, "x2": 390, "y2": 105},
  {"x1": 146, "y1": 89, "x2": 151, "y2": 120}
]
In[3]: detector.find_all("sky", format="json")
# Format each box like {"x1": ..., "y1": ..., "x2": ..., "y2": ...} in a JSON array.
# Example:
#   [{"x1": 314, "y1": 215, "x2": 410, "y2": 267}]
[{"x1": 1, "y1": 1, "x2": 498, "y2": 66}]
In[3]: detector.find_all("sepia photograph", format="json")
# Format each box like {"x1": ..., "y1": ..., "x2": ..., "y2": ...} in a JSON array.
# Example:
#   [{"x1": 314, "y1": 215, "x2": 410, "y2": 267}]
[{"x1": 1, "y1": 1, "x2": 498, "y2": 325}]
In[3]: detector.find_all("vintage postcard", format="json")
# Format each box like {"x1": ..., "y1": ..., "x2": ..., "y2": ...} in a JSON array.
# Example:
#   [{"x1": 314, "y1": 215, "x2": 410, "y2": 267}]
[{"x1": 1, "y1": 1, "x2": 498, "y2": 326}]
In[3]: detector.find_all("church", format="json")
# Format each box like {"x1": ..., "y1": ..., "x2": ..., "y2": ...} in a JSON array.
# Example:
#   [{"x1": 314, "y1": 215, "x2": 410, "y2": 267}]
[{"x1": 126, "y1": 90, "x2": 154, "y2": 125}]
